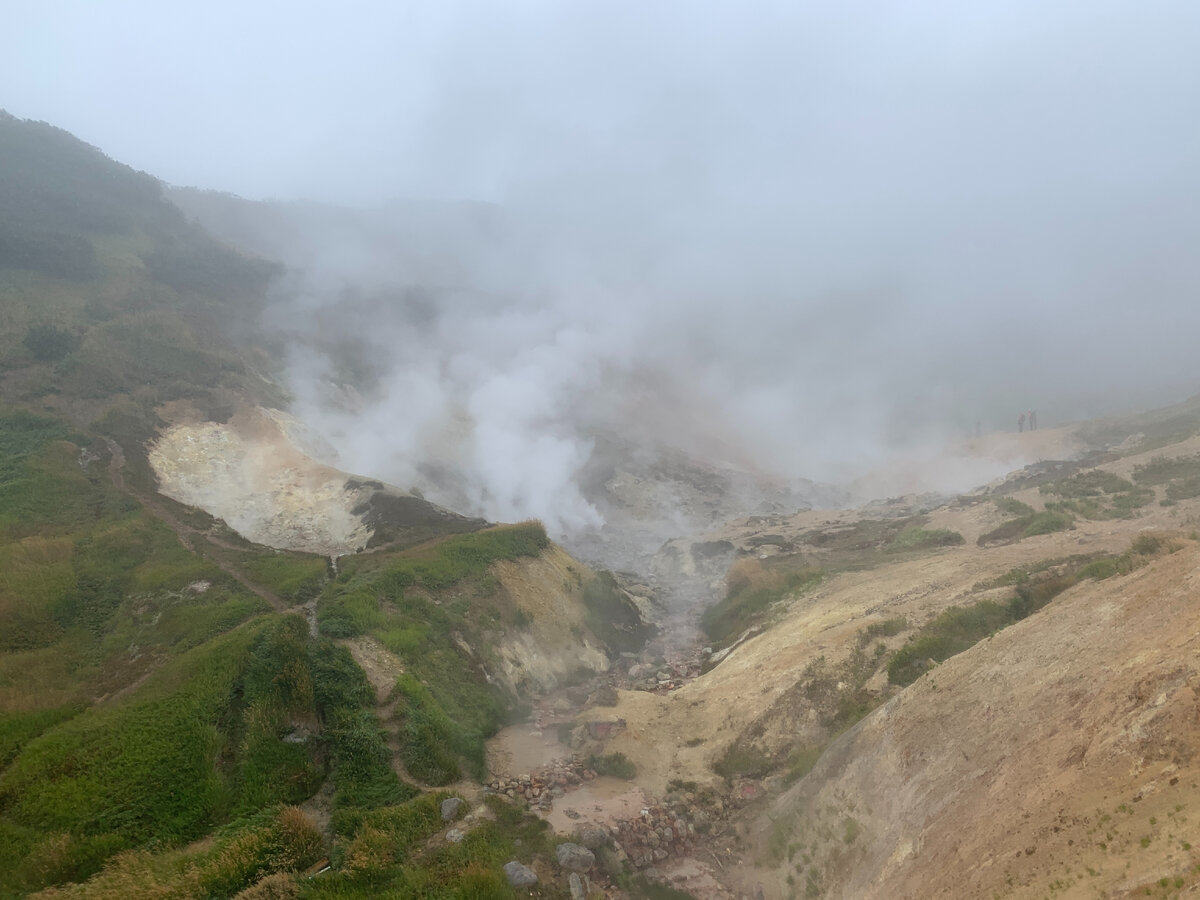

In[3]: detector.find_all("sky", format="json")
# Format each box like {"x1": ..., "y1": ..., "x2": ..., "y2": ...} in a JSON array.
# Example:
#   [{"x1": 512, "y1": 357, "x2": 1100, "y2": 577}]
[{"x1": 6, "y1": 1, "x2": 1200, "y2": 533}]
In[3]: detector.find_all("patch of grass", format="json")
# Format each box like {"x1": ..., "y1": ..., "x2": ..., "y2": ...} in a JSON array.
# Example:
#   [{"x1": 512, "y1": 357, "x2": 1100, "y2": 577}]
[
  {"x1": 312, "y1": 794, "x2": 555, "y2": 898},
  {"x1": 581, "y1": 571, "x2": 655, "y2": 654},
  {"x1": 1131, "y1": 454, "x2": 1200, "y2": 503},
  {"x1": 317, "y1": 525, "x2": 547, "y2": 787},
  {"x1": 978, "y1": 500, "x2": 1074, "y2": 545},
  {"x1": 314, "y1": 644, "x2": 416, "y2": 826},
  {"x1": 856, "y1": 618, "x2": 908, "y2": 646},
  {"x1": 12, "y1": 806, "x2": 324, "y2": 900},
  {"x1": 782, "y1": 746, "x2": 823, "y2": 786},
  {"x1": 973, "y1": 555, "x2": 1093, "y2": 591},
  {"x1": 801, "y1": 517, "x2": 917, "y2": 553},
  {"x1": 587, "y1": 752, "x2": 637, "y2": 779},
  {"x1": 886, "y1": 526, "x2": 964, "y2": 552},
  {"x1": 1040, "y1": 471, "x2": 1154, "y2": 520},
  {"x1": 891, "y1": 535, "x2": 1173, "y2": 686},
  {"x1": 994, "y1": 497, "x2": 1033, "y2": 516},
  {"x1": 702, "y1": 560, "x2": 822, "y2": 645},
  {"x1": 888, "y1": 601, "x2": 1014, "y2": 685},
  {"x1": 0, "y1": 617, "x2": 418, "y2": 896},
  {"x1": 0, "y1": 622, "x2": 264, "y2": 847},
  {"x1": 1132, "y1": 454, "x2": 1200, "y2": 486},
  {"x1": 842, "y1": 817, "x2": 861, "y2": 844},
  {"x1": 393, "y1": 675, "x2": 475, "y2": 786},
  {"x1": 1022, "y1": 509, "x2": 1076, "y2": 536},
  {"x1": 0, "y1": 705, "x2": 82, "y2": 769},
  {"x1": 713, "y1": 744, "x2": 775, "y2": 781},
  {"x1": 239, "y1": 551, "x2": 328, "y2": 604},
  {"x1": 346, "y1": 522, "x2": 549, "y2": 595}
]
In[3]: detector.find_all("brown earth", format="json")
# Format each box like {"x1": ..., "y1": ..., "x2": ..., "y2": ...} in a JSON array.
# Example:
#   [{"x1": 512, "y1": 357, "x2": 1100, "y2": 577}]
[
  {"x1": 751, "y1": 537, "x2": 1200, "y2": 899},
  {"x1": 577, "y1": 428, "x2": 1200, "y2": 898}
]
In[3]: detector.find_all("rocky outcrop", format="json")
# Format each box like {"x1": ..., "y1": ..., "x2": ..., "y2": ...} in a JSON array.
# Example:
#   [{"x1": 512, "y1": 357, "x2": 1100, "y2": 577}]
[{"x1": 487, "y1": 546, "x2": 612, "y2": 695}]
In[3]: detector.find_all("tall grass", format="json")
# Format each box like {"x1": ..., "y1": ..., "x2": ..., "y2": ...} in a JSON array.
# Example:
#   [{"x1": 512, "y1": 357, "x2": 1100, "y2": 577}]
[{"x1": 702, "y1": 559, "x2": 822, "y2": 645}]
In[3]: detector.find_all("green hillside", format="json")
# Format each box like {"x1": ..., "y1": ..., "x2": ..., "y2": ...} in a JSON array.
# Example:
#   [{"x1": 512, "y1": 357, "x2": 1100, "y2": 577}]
[{"x1": 0, "y1": 113, "x2": 602, "y2": 898}]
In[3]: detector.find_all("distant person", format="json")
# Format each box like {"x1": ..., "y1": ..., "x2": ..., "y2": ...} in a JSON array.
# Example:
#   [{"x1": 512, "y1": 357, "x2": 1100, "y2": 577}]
[
  {"x1": 1029, "y1": 409, "x2": 1037, "y2": 431},
  {"x1": 1018, "y1": 412, "x2": 1026, "y2": 433}
]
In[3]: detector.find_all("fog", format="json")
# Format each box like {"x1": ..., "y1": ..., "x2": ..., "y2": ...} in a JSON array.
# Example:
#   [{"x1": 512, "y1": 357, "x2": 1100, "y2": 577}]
[{"x1": 9, "y1": 1, "x2": 1200, "y2": 536}]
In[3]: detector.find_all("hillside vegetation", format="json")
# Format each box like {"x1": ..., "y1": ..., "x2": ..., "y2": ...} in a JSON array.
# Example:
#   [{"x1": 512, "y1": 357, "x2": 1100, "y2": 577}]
[{"x1": 0, "y1": 113, "x2": 636, "y2": 898}]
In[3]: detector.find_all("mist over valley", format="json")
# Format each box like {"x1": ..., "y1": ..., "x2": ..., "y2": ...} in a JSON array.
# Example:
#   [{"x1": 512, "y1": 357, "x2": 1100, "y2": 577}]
[{"x1": 3, "y1": 3, "x2": 1200, "y2": 898}]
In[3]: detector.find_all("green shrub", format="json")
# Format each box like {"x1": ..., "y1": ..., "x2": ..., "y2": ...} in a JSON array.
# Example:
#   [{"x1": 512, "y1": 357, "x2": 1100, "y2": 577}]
[
  {"x1": 1132, "y1": 454, "x2": 1200, "y2": 485},
  {"x1": 994, "y1": 497, "x2": 1034, "y2": 517},
  {"x1": 582, "y1": 571, "x2": 654, "y2": 653},
  {"x1": 888, "y1": 601, "x2": 1012, "y2": 686},
  {"x1": 713, "y1": 743, "x2": 774, "y2": 781},
  {"x1": 702, "y1": 566, "x2": 821, "y2": 645},
  {"x1": 857, "y1": 618, "x2": 908, "y2": 645},
  {"x1": 587, "y1": 752, "x2": 637, "y2": 779},
  {"x1": 978, "y1": 502, "x2": 1074, "y2": 545},
  {"x1": 1022, "y1": 510, "x2": 1074, "y2": 537},
  {"x1": 23, "y1": 324, "x2": 80, "y2": 361},
  {"x1": 1039, "y1": 471, "x2": 1154, "y2": 519},
  {"x1": 887, "y1": 526, "x2": 964, "y2": 552}
]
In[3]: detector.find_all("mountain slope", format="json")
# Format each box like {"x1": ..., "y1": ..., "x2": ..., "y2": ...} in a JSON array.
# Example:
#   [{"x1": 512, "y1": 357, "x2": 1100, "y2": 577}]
[{"x1": 0, "y1": 113, "x2": 647, "y2": 899}]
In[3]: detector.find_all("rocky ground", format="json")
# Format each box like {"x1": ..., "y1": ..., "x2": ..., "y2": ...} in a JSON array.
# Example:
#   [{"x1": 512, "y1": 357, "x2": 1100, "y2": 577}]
[{"x1": 549, "y1": 426, "x2": 1200, "y2": 898}]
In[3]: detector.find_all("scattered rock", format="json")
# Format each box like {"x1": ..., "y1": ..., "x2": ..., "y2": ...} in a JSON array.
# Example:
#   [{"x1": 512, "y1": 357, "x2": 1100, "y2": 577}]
[
  {"x1": 568, "y1": 871, "x2": 586, "y2": 900},
  {"x1": 445, "y1": 827, "x2": 465, "y2": 843},
  {"x1": 575, "y1": 824, "x2": 610, "y2": 850},
  {"x1": 441, "y1": 797, "x2": 464, "y2": 821},
  {"x1": 566, "y1": 685, "x2": 591, "y2": 705},
  {"x1": 591, "y1": 684, "x2": 619, "y2": 706},
  {"x1": 586, "y1": 719, "x2": 626, "y2": 740},
  {"x1": 503, "y1": 861, "x2": 538, "y2": 887},
  {"x1": 556, "y1": 842, "x2": 596, "y2": 872}
]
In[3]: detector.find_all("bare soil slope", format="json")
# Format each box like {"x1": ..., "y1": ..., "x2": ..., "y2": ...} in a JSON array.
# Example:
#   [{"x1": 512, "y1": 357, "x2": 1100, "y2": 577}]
[
  {"x1": 579, "y1": 428, "x2": 1200, "y2": 897},
  {"x1": 755, "y1": 538, "x2": 1200, "y2": 899}
]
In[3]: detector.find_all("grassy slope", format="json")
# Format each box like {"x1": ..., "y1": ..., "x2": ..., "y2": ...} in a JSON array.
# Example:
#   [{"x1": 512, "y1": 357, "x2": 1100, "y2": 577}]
[
  {"x1": 0, "y1": 114, "x2": 605, "y2": 898},
  {"x1": 319, "y1": 523, "x2": 552, "y2": 784}
]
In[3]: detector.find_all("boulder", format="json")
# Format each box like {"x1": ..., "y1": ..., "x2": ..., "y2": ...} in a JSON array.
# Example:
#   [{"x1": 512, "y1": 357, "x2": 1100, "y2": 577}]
[
  {"x1": 556, "y1": 842, "x2": 596, "y2": 872},
  {"x1": 441, "y1": 797, "x2": 464, "y2": 821},
  {"x1": 503, "y1": 861, "x2": 538, "y2": 887},
  {"x1": 590, "y1": 684, "x2": 619, "y2": 706},
  {"x1": 569, "y1": 871, "x2": 587, "y2": 900},
  {"x1": 574, "y1": 824, "x2": 610, "y2": 850}
]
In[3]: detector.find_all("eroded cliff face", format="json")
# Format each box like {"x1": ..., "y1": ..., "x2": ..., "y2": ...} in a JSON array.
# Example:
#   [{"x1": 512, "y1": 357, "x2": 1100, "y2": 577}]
[{"x1": 488, "y1": 544, "x2": 611, "y2": 695}]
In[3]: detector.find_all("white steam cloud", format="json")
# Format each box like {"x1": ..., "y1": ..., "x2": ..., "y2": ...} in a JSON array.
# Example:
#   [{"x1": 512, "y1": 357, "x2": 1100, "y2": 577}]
[{"x1": 141, "y1": 1, "x2": 1200, "y2": 538}]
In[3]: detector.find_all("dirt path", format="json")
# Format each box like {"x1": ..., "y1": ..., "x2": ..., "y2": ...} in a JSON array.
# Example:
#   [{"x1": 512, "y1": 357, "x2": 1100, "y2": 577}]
[
  {"x1": 104, "y1": 438, "x2": 290, "y2": 615},
  {"x1": 338, "y1": 636, "x2": 424, "y2": 789}
]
